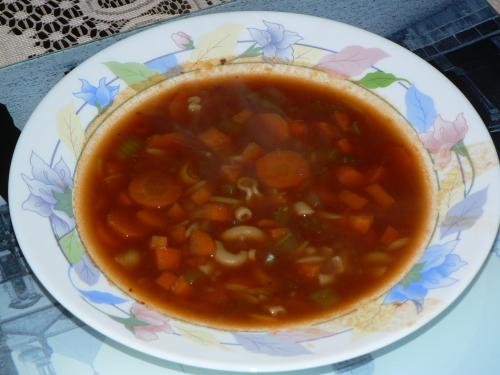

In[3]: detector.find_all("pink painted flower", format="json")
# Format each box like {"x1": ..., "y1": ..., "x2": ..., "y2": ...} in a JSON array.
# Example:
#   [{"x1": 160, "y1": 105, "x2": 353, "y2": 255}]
[
  {"x1": 171, "y1": 31, "x2": 194, "y2": 50},
  {"x1": 131, "y1": 303, "x2": 172, "y2": 341},
  {"x1": 419, "y1": 113, "x2": 468, "y2": 169}
]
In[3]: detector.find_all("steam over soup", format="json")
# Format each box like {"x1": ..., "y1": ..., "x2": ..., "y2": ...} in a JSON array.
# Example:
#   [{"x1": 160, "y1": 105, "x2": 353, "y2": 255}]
[{"x1": 75, "y1": 68, "x2": 434, "y2": 329}]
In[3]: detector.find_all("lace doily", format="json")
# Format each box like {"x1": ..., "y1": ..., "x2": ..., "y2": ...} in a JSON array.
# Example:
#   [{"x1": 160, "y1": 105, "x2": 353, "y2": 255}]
[{"x1": 0, "y1": 0, "x2": 224, "y2": 67}]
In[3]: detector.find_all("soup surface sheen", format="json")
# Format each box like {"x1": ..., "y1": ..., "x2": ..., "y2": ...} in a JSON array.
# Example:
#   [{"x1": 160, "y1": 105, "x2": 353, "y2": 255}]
[{"x1": 76, "y1": 72, "x2": 432, "y2": 329}]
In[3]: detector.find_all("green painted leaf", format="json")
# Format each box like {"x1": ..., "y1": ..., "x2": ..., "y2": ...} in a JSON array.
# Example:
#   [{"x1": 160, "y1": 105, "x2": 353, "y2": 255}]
[
  {"x1": 357, "y1": 71, "x2": 404, "y2": 89},
  {"x1": 400, "y1": 262, "x2": 425, "y2": 288},
  {"x1": 104, "y1": 62, "x2": 157, "y2": 86},
  {"x1": 53, "y1": 189, "x2": 73, "y2": 217},
  {"x1": 110, "y1": 315, "x2": 149, "y2": 332},
  {"x1": 58, "y1": 229, "x2": 85, "y2": 264},
  {"x1": 239, "y1": 43, "x2": 263, "y2": 58},
  {"x1": 452, "y1": 140, "x2": 469, "y2": 158}
]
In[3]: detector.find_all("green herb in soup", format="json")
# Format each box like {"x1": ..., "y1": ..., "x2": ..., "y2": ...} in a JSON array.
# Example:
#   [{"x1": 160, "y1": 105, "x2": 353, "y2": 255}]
[{"x1": 76, "y1": 74, "x2": 431, "y2": 329}]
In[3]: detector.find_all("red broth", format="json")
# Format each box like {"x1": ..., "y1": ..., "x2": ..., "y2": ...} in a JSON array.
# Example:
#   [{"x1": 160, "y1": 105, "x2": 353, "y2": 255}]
[{"x1": 75, "y1": 73, "x2": 432, "y2": 329}]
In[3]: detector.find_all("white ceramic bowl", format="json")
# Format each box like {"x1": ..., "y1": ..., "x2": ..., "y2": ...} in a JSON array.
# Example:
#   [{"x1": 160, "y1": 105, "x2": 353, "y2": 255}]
[{"x1": 8, "y1": 11, "x2": 500, "y2": 372}]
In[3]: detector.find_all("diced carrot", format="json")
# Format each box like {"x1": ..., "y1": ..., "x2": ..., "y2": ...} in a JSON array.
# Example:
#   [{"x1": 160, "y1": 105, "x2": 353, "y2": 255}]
[
  {"x1": 154, "y1": 247, "x2": 182, "y2": 270},
  {"x1": 336, "y1": 166, "x2": 365, "y2": 188},
  {"x1": 220, "y1": 164, "x2": 241, "y2": 183},
  {"x1": 105, "y1": 160, "x2": 127, "y2": 176},
  {"x1": 156, "y1": 271, "x2": 178, "y2": 290},
  {"x1": 150, "y1": 235, "x2": 168, "y2": 249},
  {"x1": 367, "y1": 166, "x2": 385, "y2": 183},
  {"x1": 349, "y1": 214, "x2": 374, "y2": 234},
  {"x1": 232, "y1": 109, "x2": 252, "y2": 124},
  {"x1": 338, "y1": 190, "x2": 368, "y2": 210},
  {"x1": 257, "y1": 219, "x2": 280, "y2": 228},
  {"x1": 189, "y1": 229, "x2": 215, "y2": 256},
  {"x1": 365, "y1": 184, "x2": 395, "y2": 207},
  {"x1": 167, "y1": 202, "x2": 186, "y2": 221},
  {"x1": 289, "y1": 120, "x2": 307, "y2": 138},
  {"x1": 172, "y1": 276, "x2": 194, "y2": 297},
  {"x1": 269, "y1": 227, "x2": 289, "y2": 240},
  {"x1": 297, "y1": 263, "x2": 321, "y2": 279},
  {"x1": 146, "y1": 132, "x2": 191, "y2": 151},
  {"x1": 256, "y1": 150, "x2": 310, "y2": 189},
  {"x1": 257, "y1": 113, "x2": 289, "y2": 143},
  {"x1": 169, "y1": 224, "x2": 187, "y2": 245},
  {"x1": 240, "y1": 142, "x2": 264, "y2": 163},
  {"x1": 117, "y1": 191, "x2": 134, "y2": 206},
  {"x1": 334, "y1": 110, "x2": 351, "y2": 131},
  {"x1": 136, "y1": 208, "x2": 168, "y2": 229},
  {"x1": 104, "y1": 173, "x2": 128, "y2": 194},
  {"x1": 128, "y1": 171, "x2": 182, "y2": 208},
  {"x1": 107, "y1": 209, "x2": 149, "y2": 239},
  {"x1": 313, "y1": 184, "x2": 337, "y2": 207},
  {"x1": 198, "y1": 127, "x2": 232, "y2": 152},
  {"x1": 337, "y1": 138, "x2": 354, "y2": 154},
  {"x1": 195, "y1": 203, "x2": 233, "y2": 222},
  {"x1": 315, "y1": 121, "x2": 338, "y2": 141},
  {"x1": 168, "y1": 91, "x2": 190, "y2": 123},
  {"x1": 190, "y1": 185, "x2": 212, "y2": 205},
  {"x1": 380, "y1": 225, "x2": 401, "y2": 246}
]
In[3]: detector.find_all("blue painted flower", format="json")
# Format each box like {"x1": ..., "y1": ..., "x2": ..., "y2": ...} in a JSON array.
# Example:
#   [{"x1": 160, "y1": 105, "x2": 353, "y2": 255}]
[
  {"x1": 384, "y1": 240, "x2": 466, "y2": 308},
  {"x1": 73, "y1": 77, "x2": 119, "y2": 109},
  {"x1": 21, "y1": 152, "x2": 75, "y2": 237},
  {"x1": 248, "y1": 21, "x2": 303, "y2": 62}
]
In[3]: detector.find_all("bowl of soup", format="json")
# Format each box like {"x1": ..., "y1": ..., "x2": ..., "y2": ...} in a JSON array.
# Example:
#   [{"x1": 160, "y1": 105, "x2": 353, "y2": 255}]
[
  {"x1": 9, "y1": 11, "x2": 500, "y2": 372},
  {"x1": 74, "y1": 63, "x2": 436, "y2": 330}
]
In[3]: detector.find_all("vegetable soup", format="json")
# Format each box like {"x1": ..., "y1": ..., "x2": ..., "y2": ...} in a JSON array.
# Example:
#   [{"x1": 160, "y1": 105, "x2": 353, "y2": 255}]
[{"x1": 75, "y1": 68, "x2": 434, "y2": 329}]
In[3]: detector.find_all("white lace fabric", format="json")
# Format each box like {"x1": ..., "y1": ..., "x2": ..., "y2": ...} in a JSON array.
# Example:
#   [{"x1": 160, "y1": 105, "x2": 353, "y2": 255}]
[{"x1": 0, "y1": 0, "x2": 224, "y2": 67}]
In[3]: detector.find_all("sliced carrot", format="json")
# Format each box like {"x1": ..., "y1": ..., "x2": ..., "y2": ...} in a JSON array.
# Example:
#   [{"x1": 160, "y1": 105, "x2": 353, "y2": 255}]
[
  {"x1": 128, "y1": 171, "x2": 182, "y2": 208},
  {"x1": 154, "y1": 247, "x2": 182, "y2": 271},
  {"x1": 338, "y1": 190, "x2": 368, "y2": 210},
  {"x1": 107, "y1": 209, "x2": 149, "y2": 239},
  {"x1": 169, "y1": 224, "x2": 187, "y2": 245},
  {"x1": 167, "y1": 202, "x2": 186, "y2": 221},
  {"x1": 189, "y1": 229, "x2": 215, "y2": 256},
  {"x1": 297, "y1": 263, "x2": 321, "y2": 280},
  {"x1": 380, "y1": 225, "x2": 401, "y2": 246},
  {"x1": 198, "y1": 127, "x2": 232, "y2": 152},
  {"x1": 289, "y1": 120, "x2": 307, "y2": 138},
  {"x1": 334, "y1": 110, "x2": 351, "y2": 131},
  {"x1": 190, "y1": 185, "x2": 212, "y2": 205},
  {"x1": 194, "y1": 203, "x2": 233, "y2": 222},
  {"x1": 336, "y1": 166, "x2": 365, "y2": 188},
  {"x1": 150, "y1": 235, "x2": 168, "y2": 249},
  {"x1": 337, "y1": 138, "x2": 354, "y2": 154},
  {"x1": 349, "y1": 214, "x2": 374, "y2": 234},
  {"x1": 269, "y1": 227, "x2": 289, "y2": 240},
  {"x1": 220, "y1": 164, "x2": 241, "y2": 183},
  {"x1": 96, "y1": 221, "x2": 121, "y2": 248},
  {"x1": 365, "y1": 184, "x2": 395, "y2": 207},
  {"x1": 136, "y1": 208, "x2": 168, "y2": 229},
  {"x1": 172, "y1": 276, "x2": 194, "y2": 297},
  {"x1": 240, "y1": 142, "x2": 264, "y2": 163},
  {"x1": 156, "y1": 271, "x2": 178, "y2": 290},
  {"x1": 232, "y1": 109, "x2": 252, "y2": 124},
  {"x1": 117, "y1": 190, "x2": 134, "y2": 206},
  {"x1": 256, "y1": 150, "x2": 310, "y2": 189},
  {"x1": 257, "y1": 113, "x2": 289, "y2": 143}
]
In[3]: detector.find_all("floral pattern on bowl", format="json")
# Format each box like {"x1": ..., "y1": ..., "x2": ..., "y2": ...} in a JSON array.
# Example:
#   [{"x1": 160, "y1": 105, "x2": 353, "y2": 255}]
[{"x1": 9, "y1": 12, "x2": 500, "y2": 372}]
